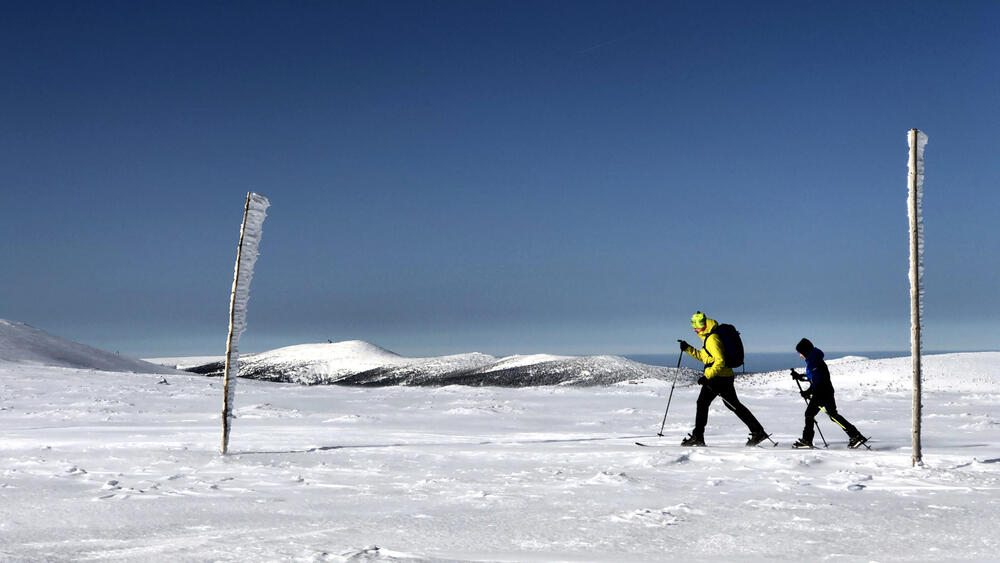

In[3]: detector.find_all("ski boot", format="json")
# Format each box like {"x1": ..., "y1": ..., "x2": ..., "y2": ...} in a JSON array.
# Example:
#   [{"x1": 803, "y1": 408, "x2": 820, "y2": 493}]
[
  {"x1": 848, "y1": 434, "x2": 869, "y2": 449},
  {"x1": 792, "y1": 438, "x2": 814, "y2": 449},
  {"x1": 680, "y1": 433, "x2": 706, "y2": 447},
  {"x1": 745, "y1": 431, "x2": 770, "y2": 447}
]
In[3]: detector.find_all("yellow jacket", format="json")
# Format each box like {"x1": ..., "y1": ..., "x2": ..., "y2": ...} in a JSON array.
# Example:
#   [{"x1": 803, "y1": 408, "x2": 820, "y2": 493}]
[{"x1": 683, "y1": 317, "x2": 734, "y2": 379}]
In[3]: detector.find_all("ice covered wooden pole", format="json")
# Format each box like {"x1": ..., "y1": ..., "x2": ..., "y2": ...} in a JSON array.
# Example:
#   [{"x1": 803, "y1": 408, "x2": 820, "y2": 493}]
[
  {"x1": 907, "y1": 129, "x2": 927, "y2": 467},
  {"x1": 222, "y1": 192, "x2": 270, "y2": 455}
]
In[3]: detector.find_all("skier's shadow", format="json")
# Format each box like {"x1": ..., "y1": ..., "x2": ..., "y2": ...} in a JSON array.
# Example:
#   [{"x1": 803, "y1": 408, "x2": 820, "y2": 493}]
[{"x1": 236, "y1": 434, "x2": 654, "y2": 455}]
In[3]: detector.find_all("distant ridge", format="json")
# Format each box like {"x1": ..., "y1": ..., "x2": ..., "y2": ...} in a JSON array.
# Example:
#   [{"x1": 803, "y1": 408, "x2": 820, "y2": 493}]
[
  {"x1": 185, "y1": 340, "x2": 695, "y2": 387},
  {"x1": 736, "y1": 351, "x2": 1000, "y2": 393},
  {"x1": 0, "y1": 319, "x2": 181, "y2": 375}
]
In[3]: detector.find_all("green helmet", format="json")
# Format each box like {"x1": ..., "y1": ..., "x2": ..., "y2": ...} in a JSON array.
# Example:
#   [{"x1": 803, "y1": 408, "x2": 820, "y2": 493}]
[{"x1": 690, "y1": 311, "x2": 707, "y2": 329}]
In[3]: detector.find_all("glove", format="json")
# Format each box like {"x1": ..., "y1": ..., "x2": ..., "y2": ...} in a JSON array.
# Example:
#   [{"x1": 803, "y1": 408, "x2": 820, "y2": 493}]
[
  {"x1": 679, "y1": 340, "x2": 690, "y2": 352},
  {"x1": 790, "y1": 370, "x2": 806, "y2": 382},
  {"x1": 800, "y1": 390, "x2": 812, "y2": 399},
  {"x1": 697, "y1": 376, "x2": 708, "y2": 386}
]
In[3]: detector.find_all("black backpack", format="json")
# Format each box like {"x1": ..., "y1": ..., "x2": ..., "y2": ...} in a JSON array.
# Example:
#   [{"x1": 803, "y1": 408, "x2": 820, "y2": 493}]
[{"x1": 711, "y1": 323, "x2": 745, "y2": 369}]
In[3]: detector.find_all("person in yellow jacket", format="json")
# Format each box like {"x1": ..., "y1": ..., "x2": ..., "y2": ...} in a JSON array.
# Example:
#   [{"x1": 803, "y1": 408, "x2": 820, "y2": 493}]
[{"x1": 678, "y1": 311, "x2": 769, "y2": 447}]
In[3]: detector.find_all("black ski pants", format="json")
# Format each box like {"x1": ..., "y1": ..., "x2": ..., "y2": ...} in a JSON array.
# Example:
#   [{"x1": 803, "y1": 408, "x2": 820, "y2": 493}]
[
  {"x1": 693, "y1": 376, "x2": 764, "y2": 436},
  {"x1": 802, "y1": 385, "x2": 859, "y2": 442}
]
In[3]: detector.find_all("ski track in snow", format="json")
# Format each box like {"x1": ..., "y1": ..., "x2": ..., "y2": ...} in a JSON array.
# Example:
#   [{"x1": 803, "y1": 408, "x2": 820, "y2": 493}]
[{"x1": 1, "y1": 358, "x2": 1000, "y2": 562}]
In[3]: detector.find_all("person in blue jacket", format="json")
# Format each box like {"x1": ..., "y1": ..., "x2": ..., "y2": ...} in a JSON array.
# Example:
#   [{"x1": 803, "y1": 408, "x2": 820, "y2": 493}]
[{"x1": 791, "y1": 338, "x2": 868, "y2": 449}]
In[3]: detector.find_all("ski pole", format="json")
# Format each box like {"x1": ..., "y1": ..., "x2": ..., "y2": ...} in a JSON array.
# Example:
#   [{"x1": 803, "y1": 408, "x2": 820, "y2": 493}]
[
  {"x1": 794, "y1": 378, "x2": 829, "y2": 448},
  {"x1": 701, "y1": 378, "x2": 778, "y2": 446},
  {"x1": 656, "y1": 343, "x2": 685, "y2": 436}
]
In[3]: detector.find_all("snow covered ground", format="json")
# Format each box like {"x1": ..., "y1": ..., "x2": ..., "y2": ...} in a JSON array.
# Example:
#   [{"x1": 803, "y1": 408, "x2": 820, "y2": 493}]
[{"x1": 1, "y1": 323, "x2": 999, "y2": 561}]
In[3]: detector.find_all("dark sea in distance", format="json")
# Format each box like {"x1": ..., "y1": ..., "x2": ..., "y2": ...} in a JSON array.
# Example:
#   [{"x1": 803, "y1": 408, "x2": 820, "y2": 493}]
[{"x1": 624, "y1": 351, "x2": 960, "y2": 374}]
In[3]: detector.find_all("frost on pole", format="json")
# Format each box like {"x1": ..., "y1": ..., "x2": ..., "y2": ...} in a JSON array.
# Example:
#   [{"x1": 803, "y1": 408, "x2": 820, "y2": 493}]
[
  {"x1": 222, "y1": 192, "x2": 270, "y2": 454},
  {"x1": 908, "y1": 130, "x2": 927, "y2": 342},
  {"x1": 907, "y1": 129, "x2": 927, "y2": 467}
]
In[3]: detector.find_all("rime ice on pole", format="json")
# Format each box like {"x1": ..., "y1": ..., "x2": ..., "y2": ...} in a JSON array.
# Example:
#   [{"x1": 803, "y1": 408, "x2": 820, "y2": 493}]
[
  {"x1": 222, "y1": 192, "x2": 270, "y2": 453},
  {"x1": 907, "y1": 130, "x2": 927, "y2": 346},
  {"x1": 227, "y1": 192, "x2": 270, "y2": 379},
  {"x1": 907, "y1": 129, "x2": 927, "y2": 467}
]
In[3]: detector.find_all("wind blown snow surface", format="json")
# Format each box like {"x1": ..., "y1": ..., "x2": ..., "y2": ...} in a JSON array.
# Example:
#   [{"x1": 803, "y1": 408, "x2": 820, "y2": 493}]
[{"x1": 1, "y1": 325, "x2": 999, "y2": 561}]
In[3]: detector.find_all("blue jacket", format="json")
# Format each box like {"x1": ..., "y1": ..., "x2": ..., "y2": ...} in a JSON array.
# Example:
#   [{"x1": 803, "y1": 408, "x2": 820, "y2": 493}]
[{"x1": 803, "y1": 348, "x2": 832, "y2": 392}]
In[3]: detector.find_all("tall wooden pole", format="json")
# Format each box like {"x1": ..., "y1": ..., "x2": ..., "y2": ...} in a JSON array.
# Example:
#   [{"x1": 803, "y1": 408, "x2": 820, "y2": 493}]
[
  {"x1": 222, "y1": 192, "x2": 253, "y2": 455},
  {"x1": 907, "y1": 129, "x2": 925, "y2": 467}
]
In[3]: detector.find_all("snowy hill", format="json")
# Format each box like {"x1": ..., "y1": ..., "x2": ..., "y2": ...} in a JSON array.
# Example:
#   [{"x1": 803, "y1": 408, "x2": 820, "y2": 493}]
[
  {"x1": 741, "y1": 352, "x2": 1000, "y2": 393},
  {"x1": 0, "y1": 319, "x2": 181, "y2": 375},
  {"x1": 186, "y1": 340, "x2": 497, "y2": 385},
  {"x1": 444, "y1": 354, "x2": 685, "y2": 386},
  {"x1": 336, "y1": 353, "x2": 688, "y2": 386},
  {"x1": 182, "y1": 339, "x2": 1000, "y2": 390},
  {"x1": 185, "y1": 340, "x2": 693, "y2": 386}
]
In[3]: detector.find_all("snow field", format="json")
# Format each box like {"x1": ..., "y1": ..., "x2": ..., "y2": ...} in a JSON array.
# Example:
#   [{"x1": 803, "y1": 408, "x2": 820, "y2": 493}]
[{"x1": 2, "y1": 361, "x2": 998, "y2": 561}]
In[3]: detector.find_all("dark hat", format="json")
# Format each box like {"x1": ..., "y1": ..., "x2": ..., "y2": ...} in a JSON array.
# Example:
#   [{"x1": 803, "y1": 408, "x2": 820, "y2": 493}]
[{"x1": 795, "y1": 338, "x2": 814, "y2": 356}]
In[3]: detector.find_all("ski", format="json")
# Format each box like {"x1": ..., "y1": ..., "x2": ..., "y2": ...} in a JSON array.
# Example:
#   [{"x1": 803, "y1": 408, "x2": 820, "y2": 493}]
[
  {"x1": 749, "y1": 433, "x2": 778, "y2": 448},
  {"x1": 849, "y1": 436, "x2": 873, "y2": 450},
  {"x1": 637, "y1": 440, "x2": 875, "y2": 450},
  {"x1": 635, "y1": 440, "x2": 780, "y2": 449}
]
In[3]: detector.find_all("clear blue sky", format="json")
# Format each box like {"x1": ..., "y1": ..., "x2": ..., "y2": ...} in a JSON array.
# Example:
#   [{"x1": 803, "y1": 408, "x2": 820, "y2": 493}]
[{"x1": 2, "y1": 1, "x2": 998, "y2": 358}]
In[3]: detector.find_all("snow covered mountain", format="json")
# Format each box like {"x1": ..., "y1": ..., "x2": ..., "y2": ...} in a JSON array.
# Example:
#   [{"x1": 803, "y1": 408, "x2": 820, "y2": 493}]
[
  {"x1": 185, "y1": 340, "x2": 693, "y2": 386},
  {"x1": 739, "y1": 352, "x2": 1000, "y2": 393},
  {"x1": 0, "y1": 319, "x2": 181, "y2": 375},
  {"x1": 185, "y1": 340, "x2": 494, "y2": 385}
]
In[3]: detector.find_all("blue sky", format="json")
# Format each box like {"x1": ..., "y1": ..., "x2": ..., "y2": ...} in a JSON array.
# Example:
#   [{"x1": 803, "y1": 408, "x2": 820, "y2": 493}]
[{"x1": 2, "y1": 1, "x2": 998, "y2": 358}]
